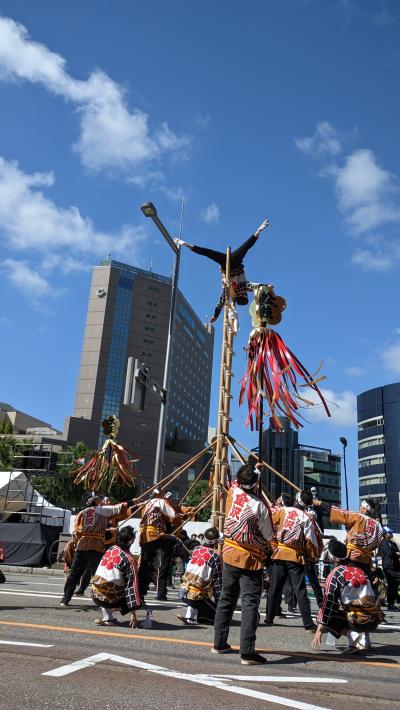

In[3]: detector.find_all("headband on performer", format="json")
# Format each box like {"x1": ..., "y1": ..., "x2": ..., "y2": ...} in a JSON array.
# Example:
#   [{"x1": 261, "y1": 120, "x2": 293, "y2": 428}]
[
  {"x1": 240, "y1": 470, "x2": 261, "y2": 490},
  {"x1": 295, "y1": 491, "x2": 307, "y2": 508},
  {"x1": 327, "y1": 538, "x2": 347, "y2": 562},
  {"x1": 361, "y1": 499, "x2": 372, "y2": 512}
]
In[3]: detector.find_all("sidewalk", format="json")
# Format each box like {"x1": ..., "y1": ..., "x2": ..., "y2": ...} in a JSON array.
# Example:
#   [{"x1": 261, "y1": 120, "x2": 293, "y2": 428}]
[{"x1": 0, "y1": 564, "x2": 64, "y2": 576}]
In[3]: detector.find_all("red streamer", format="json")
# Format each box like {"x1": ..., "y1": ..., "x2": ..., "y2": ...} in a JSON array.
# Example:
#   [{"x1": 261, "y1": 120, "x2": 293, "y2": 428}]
[{"x1": 239, "y1": 328, "x2": 331, "y2": 431}]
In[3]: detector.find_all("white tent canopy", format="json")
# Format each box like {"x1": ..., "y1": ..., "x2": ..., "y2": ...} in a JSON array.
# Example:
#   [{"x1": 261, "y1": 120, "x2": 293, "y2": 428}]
[{"x1": 0, "y1": 470, "x2": 71, "y2": 530}]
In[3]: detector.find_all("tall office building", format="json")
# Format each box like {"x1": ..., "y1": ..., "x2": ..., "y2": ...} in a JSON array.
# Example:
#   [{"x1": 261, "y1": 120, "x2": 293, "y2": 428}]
[
  {"x1": 296, "y1": 445, "x2": 341, "y2": 529},
  {"x1": 259, "y1": 417, "x2": 341, "y2": 527},
  {"x1": 261, "y1": 418, "x2": 302, "y2": 499},
  {"x1": 357, "y1": 383, "x2": 400, "y2": 528},
  {"x1": 64, "y1": 259, "x2": 214, "y2": 495}
]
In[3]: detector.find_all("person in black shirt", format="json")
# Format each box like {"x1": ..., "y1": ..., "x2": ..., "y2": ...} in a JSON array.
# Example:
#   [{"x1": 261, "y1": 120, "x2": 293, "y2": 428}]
[{"x1": 378, "y1": 527, "x2": 400, "y2": 611}]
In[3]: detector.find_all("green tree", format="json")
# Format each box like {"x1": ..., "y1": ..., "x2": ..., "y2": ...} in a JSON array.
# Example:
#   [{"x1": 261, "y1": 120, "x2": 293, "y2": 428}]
[
  {"x1": 0, "y1": 435, "x2": 16, "y2": 469},
  {"x1": 185, "y1": 480, "x2": 211, "y2": 522},
  {"x1": 34, "y1": 441, "x2": 93, "y2": 511},
  {"x1": 0, "y1": 418, "x2": 13, "y2": 434}
]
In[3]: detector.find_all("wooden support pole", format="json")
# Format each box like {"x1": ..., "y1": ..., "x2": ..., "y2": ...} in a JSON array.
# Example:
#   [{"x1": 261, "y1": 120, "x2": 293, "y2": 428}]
[
  {"x1": 180, "y1": 453, "x2": 215, "y2": 505},
  {"x1": 223, "y1": 433, "x2": 273, "y2": 507},
  {"x1": 211, "y1": 247, "x2": 234, "y2": 532},
  {"x1": 225, "y1": 434, "x2": 301, "y2": 492}
]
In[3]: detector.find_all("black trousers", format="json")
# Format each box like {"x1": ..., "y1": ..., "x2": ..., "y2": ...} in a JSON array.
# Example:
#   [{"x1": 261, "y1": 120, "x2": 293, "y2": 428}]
[
  {"x1": 185, "y1": 597, "x2": 217, "y2": 624},
  {"x1": 384, "y1": 568, "x2": 400, "y2": 606},
  {"x1": 214, "y1": 562, "x2": 263, "y2": 656},
  {"x1": 0, "y1": 568, "x2": 6, "y2": 584},
  {"x1": 62, "y1": 550, "x2": 103, "y2": 603},
  {"x1": 139, "y1": 535, "x2": 176, "y2": 599},
  {"x1": 76, "y1": 566, "x2": 92, "y2": 593},
  {"x1": 266, "y1": 560, "x2": 314, "y2": 629},
  {"x1": 190, "y1": 233, "x2": 258, "y2": 271},
  {"x1": 305, "y1": 562, "x2": 324, "y2": 608}
]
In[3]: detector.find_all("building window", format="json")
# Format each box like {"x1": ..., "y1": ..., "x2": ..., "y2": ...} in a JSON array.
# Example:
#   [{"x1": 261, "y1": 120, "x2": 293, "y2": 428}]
[
  {"x1": 358, "y1": 436, "x2": 385, "y2": 450},
  {"x1": 359, "y1": 455, "x2": 385, "y2": 468},
  {"x1": 358, "y1": 416, "x2": 384, "y2": 431},
  {"x1": 359, "y1": 474, "x2": 386, "y2": 486}
]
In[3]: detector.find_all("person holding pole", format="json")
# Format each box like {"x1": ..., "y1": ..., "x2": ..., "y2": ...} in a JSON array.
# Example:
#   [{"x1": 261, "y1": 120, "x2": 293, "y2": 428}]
[
  {"x1": 264, "y1": 490, "x2": 321, "y2": 631},
  {"x1": 212, "y1": 463, "x2": 274, "y2": 665},
  {"x1": 61, "y1": 492, "x2": 136, "y2": 607},
  {"x1": 138, "y1": 489, "x2": 194, "y2": 601}
]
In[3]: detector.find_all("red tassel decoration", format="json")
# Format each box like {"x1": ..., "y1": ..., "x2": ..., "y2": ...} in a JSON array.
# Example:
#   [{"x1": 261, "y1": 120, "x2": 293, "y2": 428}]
[
  {"x1": 73, "y1": 439, "x2": 139, "y2": 491},
  {"x1": 239, "y1": 328, "x2": 331, "y2": 431}
]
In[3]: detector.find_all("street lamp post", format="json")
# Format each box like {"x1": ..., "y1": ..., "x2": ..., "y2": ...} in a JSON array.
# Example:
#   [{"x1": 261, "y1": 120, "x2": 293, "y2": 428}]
[
  {"x1": 340, "y1": 436, "x2": 349, "y2": 510},
  {"x1": 141, "y1": 202, "x2": 181, "y2": 484}
]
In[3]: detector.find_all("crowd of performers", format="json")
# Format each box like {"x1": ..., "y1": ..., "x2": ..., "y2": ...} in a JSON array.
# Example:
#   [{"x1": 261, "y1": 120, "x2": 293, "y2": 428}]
[{"x1": 59, "y1": 462, "x2": 400, "y2": 665}]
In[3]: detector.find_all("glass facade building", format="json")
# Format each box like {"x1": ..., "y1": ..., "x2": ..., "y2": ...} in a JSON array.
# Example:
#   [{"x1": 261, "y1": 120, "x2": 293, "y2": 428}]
[
  {"x1": 65, "y1": 260, "x2": 214, "y2": 493},
  {"x1": 357, "y1": 383, "x2": 400, "y2": 528}
]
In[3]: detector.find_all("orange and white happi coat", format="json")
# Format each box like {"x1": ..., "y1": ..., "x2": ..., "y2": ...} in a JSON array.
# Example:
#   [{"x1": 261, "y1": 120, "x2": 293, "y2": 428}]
[
  {"x1": 223, "y1": 486, "x2": 274, "y2": 570},
  {"x1": 271, "y1": 506, "x2": 322, "y2": 564},
  {"x1": 139, "y1": 498, "x2": 178, "y2": 544},
  {"x1": 330, "y1": 507, "x2": 383, "y2": 564},
  {"x1": 74, "y1": 504, "x2": 128, "y2": 553}
]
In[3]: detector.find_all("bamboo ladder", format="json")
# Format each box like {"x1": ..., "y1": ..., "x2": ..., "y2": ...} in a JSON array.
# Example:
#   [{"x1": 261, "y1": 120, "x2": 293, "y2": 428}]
[{"x1": 211, "y1": 247, "x2": 235, "y2": 532}]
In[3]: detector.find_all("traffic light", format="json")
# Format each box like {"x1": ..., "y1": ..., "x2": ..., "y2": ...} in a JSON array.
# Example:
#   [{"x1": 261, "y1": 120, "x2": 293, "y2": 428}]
[{"x1": 123, "y1": 357, "x2": 149, "y2": 412}]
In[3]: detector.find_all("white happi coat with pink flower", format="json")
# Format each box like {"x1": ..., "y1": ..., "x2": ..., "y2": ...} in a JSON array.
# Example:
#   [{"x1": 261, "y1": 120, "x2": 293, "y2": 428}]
[
  {"x1": 180, "y1": 544, "x2": 222, "y2": 602},
  {"x1": 91, "y1": 545, "x2": 142, "y2": 613}
]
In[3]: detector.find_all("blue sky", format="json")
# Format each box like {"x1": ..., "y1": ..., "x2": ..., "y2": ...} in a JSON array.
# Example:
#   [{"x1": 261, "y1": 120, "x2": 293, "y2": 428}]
[{"x1": 0, "y1": 0, "x2": 399, "y2": 508}]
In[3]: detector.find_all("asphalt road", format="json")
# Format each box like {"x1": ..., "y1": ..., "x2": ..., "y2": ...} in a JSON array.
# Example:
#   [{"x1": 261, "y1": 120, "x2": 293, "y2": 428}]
[{"x1": 0, "y1": 571, "x2": 400, "y2": 710}]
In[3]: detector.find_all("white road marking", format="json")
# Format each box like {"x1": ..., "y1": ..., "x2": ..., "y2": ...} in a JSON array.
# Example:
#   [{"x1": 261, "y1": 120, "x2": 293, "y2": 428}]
[
  {"x1": 43, "y1": 652, "x2": 339, "y2": 709},
  {"x1": 6, "y1": 581, "x2": 64, "y2": 587},
  {"x1": 378, "y1": 624, "x2": 400, "y2": 630},
  {"x1": 0, "y1": 589, "x2": 92, "y2": 602},
  {"x1": 211, "y1": 675, "x2": 346, "y2": 683},
  {"x1": 0, "y1": 640, "x2": 54, "y2": 647}
]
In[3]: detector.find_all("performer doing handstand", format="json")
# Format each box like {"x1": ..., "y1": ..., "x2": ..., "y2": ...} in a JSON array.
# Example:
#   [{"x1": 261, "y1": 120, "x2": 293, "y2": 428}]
[{"x1": 175, "y1": 219, "x2": 269, "y2": 321}]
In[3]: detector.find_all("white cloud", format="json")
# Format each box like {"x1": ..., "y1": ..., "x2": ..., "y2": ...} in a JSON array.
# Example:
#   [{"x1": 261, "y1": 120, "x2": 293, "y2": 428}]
[
  {"x1": 0, "y1": 16, "x2": 190, "y2": 176},
  {"x1": 201, "y1": 203, "x2": 220, "y2": 225},
  {"x1": 2, "y1": 258, "x2": 52, "y2": 297},
  {"x1": 332, "y1": 149, "x2": 400, "y2": 235},
  {"x1": 344, "y1": 365, "x2": 365, "y2": 376},
  {"x1": 296, "y1": 122, "x2": 400, "y2": 270},
  {"x1": 0, "y1": 156, "x2": 145, "y2": 257},
  {"x1": 381, "y1": 342, "x2": 400, "y2": 373},
  {"x1": 351, "y1": 247, "x2": 393, "y2": 271},
  {"x1": 303, "y1": 387, "x2": 357, "y2": 427},
  {"x1": 295, "y1": 121, "x2": 342, "y2": 158}
]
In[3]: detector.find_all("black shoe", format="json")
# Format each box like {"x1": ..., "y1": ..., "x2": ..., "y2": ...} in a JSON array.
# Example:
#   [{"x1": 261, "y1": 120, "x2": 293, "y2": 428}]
[
  {"x1": 387, "y1": 605, "x2": 400, "y2": 611},
  {"x1": 211, "y1": 645, "x2": 232, "y2": 655},
  {"x1": 241, "y1": 652, "x2": 267, "y2": 665},
  {"x1": 155, "y1": 596, "x2": 168, "y2": 601},
  {"x1": 264, "y1": 619, "x2": 274, "y2": 626},
  {"x1": 60, "y1": 601, "x2": 69, "y2": 607},
  {"x1": 74, "y1": 590, "x2": 85, "y2": 596}
]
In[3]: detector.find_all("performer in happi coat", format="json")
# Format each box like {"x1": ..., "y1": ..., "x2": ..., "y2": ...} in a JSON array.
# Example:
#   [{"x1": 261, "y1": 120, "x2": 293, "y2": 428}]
[
  {"x1": 213, "y1": 463, "x2": 274, "y2": 665},
  {"x1": 61, "y1": 492, "x2": 136, "y2": 607},
  {"x1": 138, "y1": 489, "x2": 193, "y2": 601},
  {"x1": 312, "y1": 538, "x2": 384, "y2": 653},
  {"x1": 175, "y1": 219, "x2": 270, "y2": 322},
  {"x1": 63, "y1": 533, "x2": 91, "y2": 596},
  {"x1": 92, "y1": 526, "x2": 142, "y2": 627},
  {"x1": 265, "y1": 490, "x2": 322, "y2": 631},
  {"x1": 315, "y1": 498, "x2": 383, "y2": 576},
  {"x1": 178, "y1": 526, "x2": 222, "y2": 625}
]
